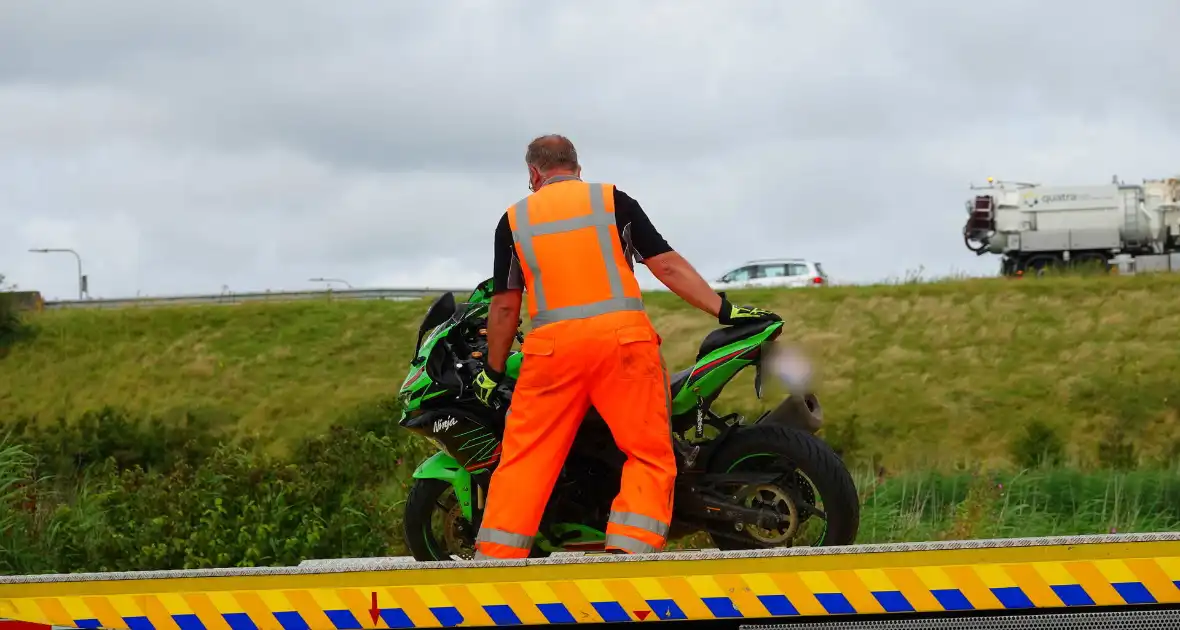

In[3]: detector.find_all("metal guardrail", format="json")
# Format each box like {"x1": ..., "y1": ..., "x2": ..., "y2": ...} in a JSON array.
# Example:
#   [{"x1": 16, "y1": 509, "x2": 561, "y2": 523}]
[{"x1": 41, "y1": 287, "x2": 473, "y2": 310}]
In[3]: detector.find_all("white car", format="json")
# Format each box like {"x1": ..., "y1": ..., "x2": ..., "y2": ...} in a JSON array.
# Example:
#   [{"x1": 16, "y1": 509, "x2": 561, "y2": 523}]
[{"x1": 709, "y1": 258, "x2": 829, "y2": 291}]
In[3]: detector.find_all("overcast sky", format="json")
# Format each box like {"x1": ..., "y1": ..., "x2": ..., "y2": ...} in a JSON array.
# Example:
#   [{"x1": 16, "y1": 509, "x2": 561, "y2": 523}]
[{"x1": 3, "y1": 1, "x2": 1178, "y2": 300}]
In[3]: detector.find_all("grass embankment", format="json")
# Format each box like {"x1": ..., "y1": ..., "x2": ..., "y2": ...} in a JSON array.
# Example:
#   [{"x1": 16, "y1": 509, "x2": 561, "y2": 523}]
[
  {"x1": 5, "y1": 273, "x2": 1180, "y2": 469},
  {"x1": 2, "y1": 273, "x2": 1180, "y2": 573}
]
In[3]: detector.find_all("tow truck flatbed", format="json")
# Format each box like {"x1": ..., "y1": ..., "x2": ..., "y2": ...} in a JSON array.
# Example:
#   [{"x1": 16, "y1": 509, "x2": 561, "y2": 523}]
[{"x1": 2, "y1": 534, "x2": 1179, "y2": 628}]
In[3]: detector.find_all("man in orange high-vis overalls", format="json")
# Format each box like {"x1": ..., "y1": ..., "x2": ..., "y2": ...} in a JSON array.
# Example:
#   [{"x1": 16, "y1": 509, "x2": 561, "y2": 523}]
[{"x1": 470, "y1": 135, "x2": 781, "y2": 559}]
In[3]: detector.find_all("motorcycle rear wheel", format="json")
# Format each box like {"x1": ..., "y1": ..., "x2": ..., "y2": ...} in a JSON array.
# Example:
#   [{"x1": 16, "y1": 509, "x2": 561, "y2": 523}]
[{"x1": 706, "y1": 423, "x2": 859, "y2": 550}]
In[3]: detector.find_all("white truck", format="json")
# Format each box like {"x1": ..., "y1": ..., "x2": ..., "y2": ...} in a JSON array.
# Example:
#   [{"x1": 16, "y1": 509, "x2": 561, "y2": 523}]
[{"x1": 963, "y1": 175, "x2": 1180, "y2": 275}]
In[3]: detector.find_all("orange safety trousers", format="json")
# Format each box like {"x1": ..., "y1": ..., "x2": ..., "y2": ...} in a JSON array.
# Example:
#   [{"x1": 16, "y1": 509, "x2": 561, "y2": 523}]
[{"x1": 474, "y1": 309, "x2": 677, "y2": 559}]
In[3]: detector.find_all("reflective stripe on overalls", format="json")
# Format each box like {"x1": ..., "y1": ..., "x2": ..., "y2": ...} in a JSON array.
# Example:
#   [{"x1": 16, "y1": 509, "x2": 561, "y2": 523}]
[
  {"x1": 510, "y1": 176, "x2": 645, "y2": 327},
  {"x1": 474, "y1": 525, "x2": 533, "y2": 560},
  {"x1": 605, "y1": 511, "x2": 670, "y2": 554}
]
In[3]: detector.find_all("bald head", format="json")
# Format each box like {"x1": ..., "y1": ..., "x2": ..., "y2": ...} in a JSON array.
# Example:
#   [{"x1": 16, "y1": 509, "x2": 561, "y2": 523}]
[
  {"x1": 525, "y1": 134, "x2": 580, "y2": 172},
  {"x1": 524, "y1": 134, "x2": 581, "y2": 192}
]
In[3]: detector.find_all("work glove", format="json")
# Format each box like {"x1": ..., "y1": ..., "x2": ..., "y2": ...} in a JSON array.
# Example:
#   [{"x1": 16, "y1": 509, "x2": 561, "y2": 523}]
[
  {"x1": 472, "y1": 367, "x2": 504, "y2": 407},
  {"x1": 717, "y1": 292, "x2": 781, "y2": 325}
]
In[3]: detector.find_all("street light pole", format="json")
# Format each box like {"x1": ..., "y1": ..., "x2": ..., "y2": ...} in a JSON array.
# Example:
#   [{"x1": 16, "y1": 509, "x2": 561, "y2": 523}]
[
  {"x1": 28, "y1": 248, "x2": 86, "y2": 300},
  {"x1": 308, "y1": 277, "x2": 353, "y2": 289}
]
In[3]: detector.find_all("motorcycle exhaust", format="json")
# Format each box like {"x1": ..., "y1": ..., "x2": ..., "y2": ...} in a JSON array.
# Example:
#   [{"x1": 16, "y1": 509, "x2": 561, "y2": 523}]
[
  {"x1": 758, "y1": 342, "x2": 823, "y2": 434},
  {"x1": 759, "y1": 393, "x2": 823, "y2": 435}
]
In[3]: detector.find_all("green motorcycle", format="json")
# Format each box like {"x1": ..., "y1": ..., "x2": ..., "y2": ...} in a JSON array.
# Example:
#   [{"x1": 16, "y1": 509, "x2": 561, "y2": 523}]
[{"x1": 398, "y1": 279, "x2": 859, "y2": 560}]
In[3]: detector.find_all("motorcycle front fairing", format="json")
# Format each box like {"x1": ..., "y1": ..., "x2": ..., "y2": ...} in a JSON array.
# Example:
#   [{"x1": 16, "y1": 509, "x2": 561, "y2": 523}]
[{"x1": 400, "y1": 284, "x2": 508, "y2": 521}]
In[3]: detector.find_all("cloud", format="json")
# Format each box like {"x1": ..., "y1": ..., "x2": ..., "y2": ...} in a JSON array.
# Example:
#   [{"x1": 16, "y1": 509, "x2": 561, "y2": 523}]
[{"x1": 2, "y1": 0, "x2": 1178, "y2": 301}]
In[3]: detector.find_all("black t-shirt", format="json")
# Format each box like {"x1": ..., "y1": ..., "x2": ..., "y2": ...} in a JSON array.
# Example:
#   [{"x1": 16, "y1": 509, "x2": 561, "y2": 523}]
[{"x1": 491, "y1": 187, "x2": 672, "y2": 294}]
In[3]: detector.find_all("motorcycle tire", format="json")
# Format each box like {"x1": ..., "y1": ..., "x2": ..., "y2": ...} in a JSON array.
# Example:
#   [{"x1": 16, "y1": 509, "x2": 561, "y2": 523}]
[
  {"x1": 706, "y1": 423, "x2": 860, "y2": 550},
  {"x1": 404, "y1": 477, "x2": 549, "y2": 562}
]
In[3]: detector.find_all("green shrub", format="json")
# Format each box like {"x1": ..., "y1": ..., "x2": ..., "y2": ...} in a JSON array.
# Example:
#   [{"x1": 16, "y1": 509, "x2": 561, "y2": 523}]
[
  {"x1": 1011, "y1": 420, "x2": 1066, "y2": 469},
  {"x1": 1097, "y1": 421, "x2": 1139, "y2": 471},
  {"x1": 4, "y1": 407, "x2": 228, "y2": 479},
  {"x1": 4, "y1": 397, "x2": 1179, "y2": 575},
  {"x1": 5, "y1": 415, "x2": 422, "y2": 574},
  {"x1": 0, "y1": 437, "x2": 42, "y2": 574},
  {"x1": 82, "y1": 436, "x2": 402, "y2": 571}
]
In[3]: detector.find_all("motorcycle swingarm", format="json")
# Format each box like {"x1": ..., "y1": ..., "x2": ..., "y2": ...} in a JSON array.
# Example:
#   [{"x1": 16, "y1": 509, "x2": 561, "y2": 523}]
[
  {"x1": 678, "y1": 493, "x2": 788, "y2": 531},
  {"x1": 675, "y1": 473, "x2": 790, "y2": 531}
]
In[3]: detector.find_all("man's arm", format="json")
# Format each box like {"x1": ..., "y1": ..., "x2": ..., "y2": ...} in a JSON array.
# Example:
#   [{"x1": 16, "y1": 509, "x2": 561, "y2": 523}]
[
  {"x1": 614, "y1": 188, "x2": 722, "y2": 317},
  {"x1": 486, "y1": 291, "x2": 521, "y2": 375},
  {"x1": 645, "y1": 251, "x2": 723, "y2": 316},
  {"x1": 486, "y1": 213, "x2": 522, "y2": 375}
]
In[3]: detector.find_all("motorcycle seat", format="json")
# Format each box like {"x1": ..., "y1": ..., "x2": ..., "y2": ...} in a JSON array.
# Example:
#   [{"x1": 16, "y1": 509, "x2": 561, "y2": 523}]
[
  {"x1": 696, "y1": 321, "x2": 778, "y2": 361},
  {"x1": 668, "y1": 367, "x2": 694, "y2": 398}
]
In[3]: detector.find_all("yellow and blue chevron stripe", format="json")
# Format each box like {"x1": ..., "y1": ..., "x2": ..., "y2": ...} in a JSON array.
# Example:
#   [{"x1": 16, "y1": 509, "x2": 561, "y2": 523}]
[{"x1": 2, "y1": 538, "x2": 1179, "y2": 628}]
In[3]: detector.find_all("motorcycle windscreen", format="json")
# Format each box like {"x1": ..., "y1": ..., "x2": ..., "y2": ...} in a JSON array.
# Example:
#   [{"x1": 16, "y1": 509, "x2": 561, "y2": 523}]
[
  {"x1": 414, "y1": 292, "x2": 457, "y2": 356},
  {"x1": 467, "y1": 278, "x2": 494, "y2": 304}
]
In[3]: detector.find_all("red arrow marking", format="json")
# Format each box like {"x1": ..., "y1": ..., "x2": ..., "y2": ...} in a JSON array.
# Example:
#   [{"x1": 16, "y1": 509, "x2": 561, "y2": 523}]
[
  {"x1": 634, "y1": 610, "x2": 651, "y2": 621},
  {"x1": 369, "y1": 591, "x2": 380, "y2": 625},
  {"x1": 0, "y1": 622, "x2": 52, "y2": 630}
]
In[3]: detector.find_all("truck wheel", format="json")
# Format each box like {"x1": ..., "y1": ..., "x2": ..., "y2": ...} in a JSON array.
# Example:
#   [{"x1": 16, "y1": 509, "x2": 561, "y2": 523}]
[{"x1": 1025, "y1": 255, "x2": 1061, "y2": 276}]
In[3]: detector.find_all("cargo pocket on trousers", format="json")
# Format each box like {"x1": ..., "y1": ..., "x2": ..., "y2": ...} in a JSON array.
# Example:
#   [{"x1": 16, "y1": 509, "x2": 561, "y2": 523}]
[
  {"x1": 616, "y1": 325, "x2": 660, "y2": 380},
  {"x1": 518, "y1": 336, "x2": 555, "y2": 389}
]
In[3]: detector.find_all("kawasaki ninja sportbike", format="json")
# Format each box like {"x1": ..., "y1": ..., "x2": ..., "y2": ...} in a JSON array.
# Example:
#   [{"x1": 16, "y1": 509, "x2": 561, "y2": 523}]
[{"x1": 398, "y1": 279, "x2": 859, "y2": 561}]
